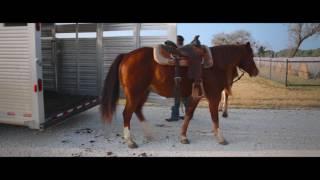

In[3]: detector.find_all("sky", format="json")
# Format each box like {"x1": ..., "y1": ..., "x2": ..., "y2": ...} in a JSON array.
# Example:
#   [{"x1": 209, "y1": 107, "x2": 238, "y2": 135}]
[
  {"x1": 55, "y1": 23, "x2": 320, "y2": 51},
  {"x1": 177, "y1": 23, "x2": 320, "y2": 51}
]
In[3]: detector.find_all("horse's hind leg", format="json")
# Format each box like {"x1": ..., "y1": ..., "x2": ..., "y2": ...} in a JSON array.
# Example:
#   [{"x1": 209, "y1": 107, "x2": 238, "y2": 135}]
[
  {"x1": 180, "y1": 97, "x2": 201, "y2": 144},
  {"x1": 123, "y1": 99, "x2": 138, "y2": 148},
  {"x1": 123, "y1": 87, "x2": 148, "y2": 148},
  {"x1": 208, "y1": 97, "x2": 228, "y2": 145},
  {"x1": 135, "y1": 90, "x2": 153, "y2": 140}
]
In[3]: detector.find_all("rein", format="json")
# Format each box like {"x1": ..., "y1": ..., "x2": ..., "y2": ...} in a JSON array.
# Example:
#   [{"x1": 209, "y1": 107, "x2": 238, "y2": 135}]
[{"x1": 233, "y1": 68, "x2": 245, "y2": 83}]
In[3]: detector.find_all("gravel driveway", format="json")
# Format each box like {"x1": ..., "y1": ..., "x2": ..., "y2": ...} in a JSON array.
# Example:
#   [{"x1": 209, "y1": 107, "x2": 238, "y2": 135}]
[{"x1": 1, "y1": 105, "x2": 320, "y2": 157}]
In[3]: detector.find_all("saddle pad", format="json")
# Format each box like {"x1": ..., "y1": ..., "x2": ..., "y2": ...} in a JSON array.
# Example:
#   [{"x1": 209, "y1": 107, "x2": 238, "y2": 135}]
[
  {"x1": 153, "y1": 44, "x2": 214, "y2": 68},
  {"x1": 153, "y1": 44, "x2": 188, "y2": 66}
]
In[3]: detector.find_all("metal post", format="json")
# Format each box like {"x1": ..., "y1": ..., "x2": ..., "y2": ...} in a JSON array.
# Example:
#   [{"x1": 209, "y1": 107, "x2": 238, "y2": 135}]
[
  {"x1": 285, "y1": 58, "x2": 288, "y2": 87},
  {"x1": 75, "y1": 23, "x2": 80, "y2": 94},
  {"x1": 51, "y1": 23, "x2": 58, "y2": 92},
  {"x1": 167, "y1": 23, "x2": 177, "y2": 43},
  {"x1": 269, "y1": 58, "x2": 272, "y2": 80},
  {"x1": 96, "y1": 23, "x2": 104, "y2": 95},
  {"x1": 134, "y1": 23, "x2": 141, "y2": 48}
]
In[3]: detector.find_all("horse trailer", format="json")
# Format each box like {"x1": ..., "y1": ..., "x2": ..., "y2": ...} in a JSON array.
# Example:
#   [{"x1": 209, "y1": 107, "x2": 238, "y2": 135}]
[{"x1": 0, "y1": 23, "x2": 176, "y2": 129}]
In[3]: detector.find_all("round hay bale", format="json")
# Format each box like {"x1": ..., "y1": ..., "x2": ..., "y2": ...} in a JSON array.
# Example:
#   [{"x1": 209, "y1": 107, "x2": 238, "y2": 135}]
[
  {"x1": 287, "y1": 64, "x2": 296, "y2": 76},
  {"x1": 298, "y1": 63, "x2": 311, "y2": 79}
]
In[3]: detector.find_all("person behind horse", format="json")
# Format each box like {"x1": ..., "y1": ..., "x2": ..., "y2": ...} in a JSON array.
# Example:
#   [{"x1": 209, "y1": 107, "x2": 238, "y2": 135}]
[{"x1": 165, "y1": 35, "x2": 189, "y2": 122}]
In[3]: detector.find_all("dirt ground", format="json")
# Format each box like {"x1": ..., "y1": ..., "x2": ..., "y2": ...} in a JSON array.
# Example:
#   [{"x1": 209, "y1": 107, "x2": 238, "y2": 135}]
[{"x1": 1, "y1": 105, "x2": 320, "y2": 157}]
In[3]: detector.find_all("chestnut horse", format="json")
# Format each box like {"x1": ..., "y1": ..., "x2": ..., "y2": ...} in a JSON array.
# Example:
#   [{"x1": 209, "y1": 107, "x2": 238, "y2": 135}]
[
  {"x1": 101, "y1": 42, "x2": 258, "y2": 148},
  {"x1": 100, "y1": 43, "x2": 207, "y2": 148}
]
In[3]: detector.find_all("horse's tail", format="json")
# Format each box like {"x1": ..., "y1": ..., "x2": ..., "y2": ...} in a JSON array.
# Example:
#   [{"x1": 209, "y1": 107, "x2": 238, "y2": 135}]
[{"x1": 100, "y1": 54, "x2": 124, "y2": 123}]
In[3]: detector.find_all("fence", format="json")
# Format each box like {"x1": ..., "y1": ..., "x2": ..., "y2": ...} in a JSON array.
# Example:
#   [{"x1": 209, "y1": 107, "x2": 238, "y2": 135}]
[{"x1": 254, "y1": 57, "x2": 320, "y2": 86}]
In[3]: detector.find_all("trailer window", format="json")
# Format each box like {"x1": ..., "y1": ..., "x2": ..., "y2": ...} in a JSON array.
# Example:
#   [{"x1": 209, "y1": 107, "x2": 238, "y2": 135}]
[
  {"x1": 103, "y1": 30, "x2": 133, "y2": 37},
  {"x1": 4, "y1": 23, "x2": 27, "y2": 26},
  {"x1": 140, "y1": 30, "x2": 167, "y2": 36}
]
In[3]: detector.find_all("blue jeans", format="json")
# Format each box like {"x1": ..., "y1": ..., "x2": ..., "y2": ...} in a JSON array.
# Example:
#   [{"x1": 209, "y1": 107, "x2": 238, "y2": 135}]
[{"x1": 170, "y1": 97, "x2": 189, "y2": 120}]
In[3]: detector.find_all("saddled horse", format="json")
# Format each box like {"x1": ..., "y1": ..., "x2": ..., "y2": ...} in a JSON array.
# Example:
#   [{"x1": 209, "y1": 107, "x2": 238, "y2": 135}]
[
  {"x1": 100, "y1": 40, "x2": 258, "y2": 148},
  {"x1": 100, "y1": 39, "x2": 208, "y2": 148}
]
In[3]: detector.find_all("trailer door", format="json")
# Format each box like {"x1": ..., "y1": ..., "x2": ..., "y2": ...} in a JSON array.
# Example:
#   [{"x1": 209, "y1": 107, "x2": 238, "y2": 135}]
[{"x1": 0, "y1": 23, "x2": 43, "y2": 129}]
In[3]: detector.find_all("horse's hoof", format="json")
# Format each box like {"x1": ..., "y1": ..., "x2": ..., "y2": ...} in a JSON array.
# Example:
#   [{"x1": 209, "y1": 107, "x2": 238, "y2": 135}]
[
  {"x1": 219, "y1": 140, "x2": 229, "y2": 145},
  {"x1": 128, "y1": 142, "x2": 138, "y2": 149},
  {"x1": 180, "y1": 138, "x2": 190, "y2": 144},
  {"x1": 145, "y1": 135, "x2": 153, "y2": 142},
  {"x1": 222, "y1": 112, "x2": 228, "y2": 118}
]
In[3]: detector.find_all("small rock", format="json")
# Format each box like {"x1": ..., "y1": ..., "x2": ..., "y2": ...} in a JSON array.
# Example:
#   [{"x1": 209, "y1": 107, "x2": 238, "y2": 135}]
[
  {"x1": 89, "y1": 140, "x2": 95, "y2": 143},
  {"x1": 107, "y1": 152, "x2": 113, "y2": 155},
  {"x1": 81, "y1": 144, "x2": 85, "y2": 146},
  {"x1": 155, "y1": 124, "x2": 171, "y2": 128},
  {"x1": 61, "y1": 140, "x2": 69, "y2": 143},
  {"x1": 85, "y1": 148, "x2": 92, "y2": 152},
  {"x1": 139, "y1": 153, "x2": 147, "y2": 157},
  {"x1": 116, "y1": 134, "x2": 121, "y2": 137},
  {"x1": 75, "y1": 128, "x2": 93, "y2": 134},
  {"x1": 72, "y1": 153, "x2": 81, "y2": 157},
  {"x1": 155, "y1": 124, "x2": 165, "y2": 127}
]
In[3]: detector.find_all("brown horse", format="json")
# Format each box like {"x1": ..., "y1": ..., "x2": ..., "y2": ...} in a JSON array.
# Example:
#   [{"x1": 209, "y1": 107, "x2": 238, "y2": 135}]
[
  {"x1": 101, "y1": 42, "x2": 258, "y2": 148},
  {"x1": 100, "y1": 43, "x2": 207, "y2": 148}
]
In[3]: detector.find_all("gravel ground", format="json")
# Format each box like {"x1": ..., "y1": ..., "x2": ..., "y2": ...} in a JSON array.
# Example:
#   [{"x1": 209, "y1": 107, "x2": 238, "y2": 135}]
[{"x1": 1, "y1": 105, "x2": 320, "y2": 157}]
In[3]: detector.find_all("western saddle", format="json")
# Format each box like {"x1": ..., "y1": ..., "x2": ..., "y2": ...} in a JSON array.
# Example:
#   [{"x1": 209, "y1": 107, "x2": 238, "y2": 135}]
[{"x1": 153, "y1": 35, "x2": 213, "y2": 98}]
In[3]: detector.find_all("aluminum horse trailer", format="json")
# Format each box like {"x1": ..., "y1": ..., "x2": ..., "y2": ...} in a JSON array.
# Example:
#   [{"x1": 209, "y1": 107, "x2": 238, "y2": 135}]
[{"x1": 0, "y1": 23, "x2": 176, "y2": 129}]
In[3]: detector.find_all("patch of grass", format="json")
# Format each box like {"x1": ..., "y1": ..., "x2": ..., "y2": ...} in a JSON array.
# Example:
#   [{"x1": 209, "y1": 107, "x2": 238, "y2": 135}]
[
  {"x1": 222, "y1": 74, "x2": 320, "y2": 109},
  {"x1": 117, "y1": 74, "x2": 320, "y2": 109}
]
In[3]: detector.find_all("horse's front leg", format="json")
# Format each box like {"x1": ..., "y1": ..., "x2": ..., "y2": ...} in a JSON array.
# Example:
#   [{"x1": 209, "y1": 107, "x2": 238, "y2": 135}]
[
  {"x1": 180, "y1": 96, "x2": 201, "y2": 144},
  {"x1": 222, "y1": 90, "x2": 229, "y2": 118},
  {"x1": 209, "y1": 98, "x2": 228, "y2": 145},
  {"x1": 218, "y1": 91, "x2": 224, "y2": 112}
]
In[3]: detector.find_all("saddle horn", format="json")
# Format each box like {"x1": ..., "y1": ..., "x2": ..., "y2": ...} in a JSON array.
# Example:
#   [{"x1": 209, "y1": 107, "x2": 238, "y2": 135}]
[{"x1": 190, "y1": 35, "x2": 201, "y2": 47}]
